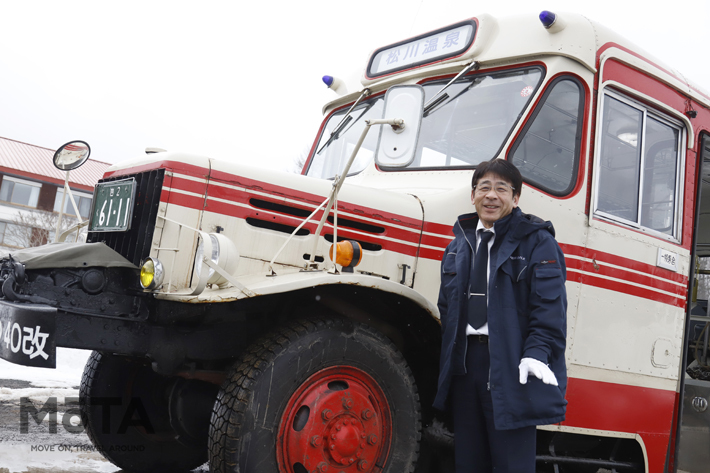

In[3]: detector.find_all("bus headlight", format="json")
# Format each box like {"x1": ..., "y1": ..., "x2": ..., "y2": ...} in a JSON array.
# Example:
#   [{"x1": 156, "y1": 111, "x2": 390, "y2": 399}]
[
  {"x1": 140, "y1": 257, "x2": 164, "y2": 289},
  {"x1": 195, "y1": 233, "x2": 240, "y2": 288},
  {"x1": 196, "y1": 234, "x2": 220, "y2": 281}
]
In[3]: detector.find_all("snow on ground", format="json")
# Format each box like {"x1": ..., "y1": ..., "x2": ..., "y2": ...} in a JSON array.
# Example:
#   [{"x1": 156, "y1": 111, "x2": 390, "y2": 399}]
[
  {"x1": 0, "y1": 349, "x2": 208, "y2": 473},
  {"x1": 0, "y1": 445, "x2": 119, "y2": 473},
  {"x1": 0, "y1": 348, "x2": 123, "y2": 473},
  {"x1": 0, "y1": 348, "x2": 91, "y2": 388}
]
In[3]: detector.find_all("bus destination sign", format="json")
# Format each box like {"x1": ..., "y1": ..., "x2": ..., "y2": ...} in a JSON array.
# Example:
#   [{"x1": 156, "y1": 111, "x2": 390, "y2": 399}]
[{"x1": 367, "y1": 21, "x2": 476, "y2": 78}]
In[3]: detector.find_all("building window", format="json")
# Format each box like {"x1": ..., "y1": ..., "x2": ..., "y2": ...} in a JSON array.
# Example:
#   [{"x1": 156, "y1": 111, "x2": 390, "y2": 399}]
[
  {"x1": 0, "y1": 221, "x2": 26, "y2": 248},
  {"x1": 510, "y1": 77, "x2": 584, "y2": 195},
  {"x1": 54, "y1": 188, "x2": 92, "y2": 219},
  {"x1": 0, "y1": 177, "x2": 41, "y2": 208},
  {"x1": 594, "y1": 90, "x2": 684, "y2": 240}
]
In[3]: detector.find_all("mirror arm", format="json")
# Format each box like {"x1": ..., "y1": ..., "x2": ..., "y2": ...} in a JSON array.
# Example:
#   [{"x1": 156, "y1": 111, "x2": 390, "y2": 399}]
[
  {"x1": 54, "y1": 172, "x2": 70, "y2": 241},
  {"x1": 57, "y1": 220, "x2": 89, "y2": 243},
  {"x1": 66, "y1": 184, "x2": 83, "y2": 225},
  {"x1": 306, "y1": 118, "x2": 387, "y2": 268}
]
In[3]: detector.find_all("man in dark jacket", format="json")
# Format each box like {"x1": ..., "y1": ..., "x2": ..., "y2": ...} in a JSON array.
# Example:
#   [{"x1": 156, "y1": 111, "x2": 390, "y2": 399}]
[{"x1": 433, "y1": 159, "x2": 567, "y2": 473}]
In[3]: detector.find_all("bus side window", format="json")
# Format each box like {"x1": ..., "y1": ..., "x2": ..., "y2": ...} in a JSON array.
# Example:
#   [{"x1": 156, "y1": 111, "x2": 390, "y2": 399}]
[
  {"x1": 509, "y1": 77, "x2": 584, "y2": 195},
  {"x1": 594, "y1": 90, "x2": 683, "y2": 239}
]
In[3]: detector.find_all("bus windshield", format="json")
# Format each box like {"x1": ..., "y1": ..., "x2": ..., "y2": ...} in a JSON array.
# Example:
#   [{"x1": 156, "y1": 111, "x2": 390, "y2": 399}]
[{"x1": 306, "y1": 67, "x2": 543, "y2": 179}]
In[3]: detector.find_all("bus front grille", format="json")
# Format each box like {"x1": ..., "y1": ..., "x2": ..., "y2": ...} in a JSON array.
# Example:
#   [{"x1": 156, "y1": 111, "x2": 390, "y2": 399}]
[{"x1": 87, "y1": 169, "x2": 165, "y2": 267}]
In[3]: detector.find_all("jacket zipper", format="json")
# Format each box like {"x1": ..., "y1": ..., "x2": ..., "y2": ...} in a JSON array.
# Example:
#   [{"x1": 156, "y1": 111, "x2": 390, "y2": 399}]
[
  {"x1": 459, "y1": 220, "x2": 475, "y2": 376},
  {"x1": 487, "y1": 338, "x2": 492, "y2": 391}
]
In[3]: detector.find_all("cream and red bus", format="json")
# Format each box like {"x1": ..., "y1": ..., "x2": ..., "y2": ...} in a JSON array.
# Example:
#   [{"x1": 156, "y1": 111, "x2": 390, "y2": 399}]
[{"x1": 1, "y1": 10, "x2": 709, "y2": 473}]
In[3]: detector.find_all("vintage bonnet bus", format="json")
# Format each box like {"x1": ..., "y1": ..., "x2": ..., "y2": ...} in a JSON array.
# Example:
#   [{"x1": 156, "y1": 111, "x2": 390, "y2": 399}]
[{"x1": 2, "y1": 10, "x2": 710, "y2": 473}]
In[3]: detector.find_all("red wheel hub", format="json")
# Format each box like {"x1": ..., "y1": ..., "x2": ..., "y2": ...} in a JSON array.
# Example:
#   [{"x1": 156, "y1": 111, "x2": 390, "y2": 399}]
[{"x1": 277, "y1": 366, "x2": 391, "y2": 473}]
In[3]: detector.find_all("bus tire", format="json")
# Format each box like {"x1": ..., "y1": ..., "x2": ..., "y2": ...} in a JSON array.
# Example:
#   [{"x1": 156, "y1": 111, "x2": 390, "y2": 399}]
[
  {"x1": 79, "y1": 351, "x2": 208, "y2": 473},
  {"x1": 208, "y1": 316, "x2": 421, "y2": 473}
]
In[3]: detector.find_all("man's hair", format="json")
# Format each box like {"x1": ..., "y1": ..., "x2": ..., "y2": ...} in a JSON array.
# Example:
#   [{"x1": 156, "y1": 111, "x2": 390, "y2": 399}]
[{"x1": 471, "y1": 159, "x2": 523, "y2": 197}]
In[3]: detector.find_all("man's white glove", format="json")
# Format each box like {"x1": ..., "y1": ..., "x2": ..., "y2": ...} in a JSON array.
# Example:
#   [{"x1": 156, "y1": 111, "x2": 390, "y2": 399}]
[{"x1": 518, "y1": 357, "x2": 558, "y2": 386}]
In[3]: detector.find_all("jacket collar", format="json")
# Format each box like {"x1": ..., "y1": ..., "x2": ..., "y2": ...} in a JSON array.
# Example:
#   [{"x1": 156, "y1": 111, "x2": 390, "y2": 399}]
[
  {"x1": 454, "y1": 208, "x2": 554, "y2": 238},
  {"x1": 453, "y1": 208, "x2": 555, "y2": 267}
]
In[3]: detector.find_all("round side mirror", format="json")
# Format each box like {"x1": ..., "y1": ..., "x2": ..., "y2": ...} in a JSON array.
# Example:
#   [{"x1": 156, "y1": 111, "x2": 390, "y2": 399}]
[{"x1": 53, "y1": 140, "x2": 91, "y2": 171}]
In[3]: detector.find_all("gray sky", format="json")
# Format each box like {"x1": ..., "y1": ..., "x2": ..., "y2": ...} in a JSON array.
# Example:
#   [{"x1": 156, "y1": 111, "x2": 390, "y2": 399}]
[{"x1": 1, "y1": 0, "x2": 709, "y2": 171}]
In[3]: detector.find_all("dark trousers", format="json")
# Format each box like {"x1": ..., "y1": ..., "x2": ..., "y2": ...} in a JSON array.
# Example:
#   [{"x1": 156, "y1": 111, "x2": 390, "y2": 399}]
[{"x1": 451, "y1": 336, "x2": 536, "y2": 473}]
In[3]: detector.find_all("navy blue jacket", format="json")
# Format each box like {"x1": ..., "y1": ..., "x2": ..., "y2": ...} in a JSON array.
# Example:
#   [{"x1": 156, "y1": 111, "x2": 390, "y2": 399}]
[{"x1": 433, "y1": 207, "x2": 568, "y2": 430}]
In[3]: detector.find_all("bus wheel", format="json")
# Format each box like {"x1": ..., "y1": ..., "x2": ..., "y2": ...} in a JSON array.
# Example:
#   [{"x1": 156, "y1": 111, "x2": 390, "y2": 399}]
[
  {"x1": 208, "y1": 316, "x2": 421, "y2": 473},
  {"x1": 79, "y1": 351, "x2": 211, "y2": 473}
]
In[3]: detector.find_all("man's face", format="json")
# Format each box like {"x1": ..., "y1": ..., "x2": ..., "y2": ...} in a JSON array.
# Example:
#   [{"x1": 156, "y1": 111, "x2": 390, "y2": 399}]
[{"x1": 471, "y1": 172, "x2": 519, "y2": 228}]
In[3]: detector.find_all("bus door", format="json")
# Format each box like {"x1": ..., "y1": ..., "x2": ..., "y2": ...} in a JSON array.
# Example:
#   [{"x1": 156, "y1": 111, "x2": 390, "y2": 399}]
[
  {"x1": 580, "y1": 82, "x2": 689, "y2": 470},
  {"x1": 676, "y1": 133, "x2": 710, "y2": 473}
]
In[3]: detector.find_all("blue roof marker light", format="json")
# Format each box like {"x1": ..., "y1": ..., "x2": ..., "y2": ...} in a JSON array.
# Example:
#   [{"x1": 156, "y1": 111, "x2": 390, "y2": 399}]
[
  {"x1": 321, "y1": 75, "x2": 348, "y2": 96},
  {"x1": 539, "y1": 10, "x2": 557, "y2": 29}
]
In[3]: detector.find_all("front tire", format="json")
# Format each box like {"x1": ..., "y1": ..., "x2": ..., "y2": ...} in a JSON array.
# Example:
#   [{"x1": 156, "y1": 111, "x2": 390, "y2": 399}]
[
  {"x1": 208, "y1": 316, "x2": 421, "y2": 473},
  {"x1": 79, "y1": 351, "x2": 209, "y2": 473}
]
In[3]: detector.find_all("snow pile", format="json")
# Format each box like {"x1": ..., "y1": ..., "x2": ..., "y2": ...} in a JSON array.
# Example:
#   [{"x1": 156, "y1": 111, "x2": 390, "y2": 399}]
[
  {"x1": 0, "y1": 348, "x2": 91, "y2": 388},
  {"x1": 0, "y1": 445, "x2": 119, "y2": 473}
]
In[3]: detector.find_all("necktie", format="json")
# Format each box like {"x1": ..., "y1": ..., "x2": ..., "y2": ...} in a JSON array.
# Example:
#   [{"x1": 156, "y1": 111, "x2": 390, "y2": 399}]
[{"x1": 468, "y1": 231, "x2": 493, "y2": 329}]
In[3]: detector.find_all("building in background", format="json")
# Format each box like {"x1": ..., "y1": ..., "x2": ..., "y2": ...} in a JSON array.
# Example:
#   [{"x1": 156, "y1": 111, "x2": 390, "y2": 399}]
[{"x1": 0, "y1": 136, "x2": 109, "y2": 250}]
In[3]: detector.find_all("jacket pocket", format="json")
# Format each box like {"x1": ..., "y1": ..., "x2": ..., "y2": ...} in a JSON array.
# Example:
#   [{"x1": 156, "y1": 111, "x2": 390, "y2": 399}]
[
  {"x1": 442, "y1": 252, "x2": 457, "y2": 276},
  {"x1": 500, "y1": 259, "x2": 527, "y2": 282},
  {"x1": 534, "y1": 265, "x2": 563, "y2": 301}
]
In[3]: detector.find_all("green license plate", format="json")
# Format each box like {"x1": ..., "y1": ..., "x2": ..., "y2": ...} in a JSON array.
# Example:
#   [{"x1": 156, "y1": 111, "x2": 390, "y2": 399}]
[{"x1": 89, "y1": 178, "x2": 136, "y2": 232}]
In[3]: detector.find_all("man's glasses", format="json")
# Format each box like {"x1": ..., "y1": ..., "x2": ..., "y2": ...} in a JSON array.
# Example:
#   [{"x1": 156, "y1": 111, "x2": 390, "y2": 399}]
[{"x1": 473, "y1": 182, "x2": 515, "y2": 196}]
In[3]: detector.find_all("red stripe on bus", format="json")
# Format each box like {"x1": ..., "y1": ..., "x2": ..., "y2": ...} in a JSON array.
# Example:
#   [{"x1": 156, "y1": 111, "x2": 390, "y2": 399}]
[
  {"x1": 150, "y1": 164, "x2": 691, "y2": 310},
  {"x1": 161, "y1": 191, "x2": 204, "y2": 210},
  {"x1": 104, "y1": 160, "x2": 209, "y2": 180},
  {"x1": 160, "y1": 190, "x2": 688, "y2": 305},
  {"x1": 559, "y1": 243, "x2": 687, "y2": 285},
  {"x1": 422, "y1": 220, "x2": 455, "y2": 235},
  {"x1": 420, "y1": 233, "x2": 454, "y2": 250},
  {"x1": 419, "y1": 247, "x2": 445, "y2": 260},
  {"x1": 566, "y1": 270, "x2": 684, "y2": 308},
  {"x1": 204, "y1": 191, "x2": 421, "y2": 246},
  {"x1": 167, "y1": 175, "x2": 209, "y2": 195},
  {"x1": 564, "y1": 377, "x2": 674, "y2": 473},
  {"x1": 202, "y1": 198, "x2": 420, "y2": 257},
  {"x1": 565, "y1": 258, "x2": 686, "y2": 298},
  {"x1": 208, "y1": 170, "x2": 423, "y2": 229}
]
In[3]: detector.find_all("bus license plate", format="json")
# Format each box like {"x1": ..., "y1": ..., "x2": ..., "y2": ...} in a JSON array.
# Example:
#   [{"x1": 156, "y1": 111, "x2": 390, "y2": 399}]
[{"x1": 89, "y1": 178, "x2": 136, "y2": 232}]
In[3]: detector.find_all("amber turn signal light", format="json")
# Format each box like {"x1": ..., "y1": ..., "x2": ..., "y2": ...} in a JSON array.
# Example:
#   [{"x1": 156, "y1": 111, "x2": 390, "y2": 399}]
[{"x1": 329, "y1": 240, "x2": 363, "y2": 272}]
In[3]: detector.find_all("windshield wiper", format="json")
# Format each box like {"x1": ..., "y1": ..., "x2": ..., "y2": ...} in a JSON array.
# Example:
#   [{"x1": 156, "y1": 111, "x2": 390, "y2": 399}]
[
  {"x1": 423, "y1": 61, "x2": 479, "y2": 116},
  {"x1": 317, "y1": 88, "x2": 371, "y2": 154}
]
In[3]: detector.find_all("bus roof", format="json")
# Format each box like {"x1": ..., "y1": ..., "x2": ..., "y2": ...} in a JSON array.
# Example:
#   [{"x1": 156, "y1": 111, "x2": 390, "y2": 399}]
[{"x1": 323, "y1": 11, "x2": 710, "y2": 113}]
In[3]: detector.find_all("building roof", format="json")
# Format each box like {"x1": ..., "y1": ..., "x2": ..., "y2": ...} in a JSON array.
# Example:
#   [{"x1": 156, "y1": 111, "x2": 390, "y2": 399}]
[{"x1": 0, "y1": 136, "x2": 109, "y2": 192}]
